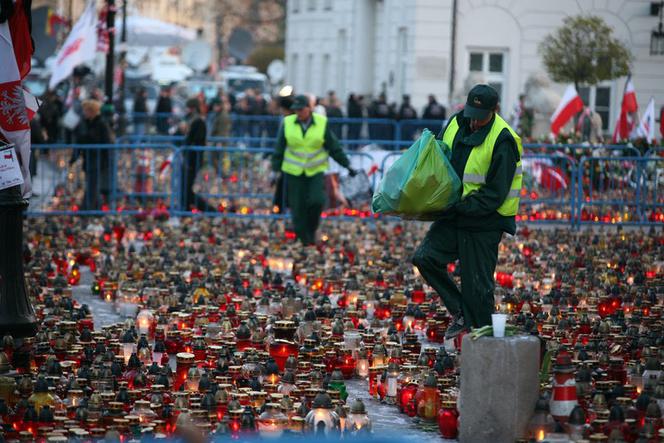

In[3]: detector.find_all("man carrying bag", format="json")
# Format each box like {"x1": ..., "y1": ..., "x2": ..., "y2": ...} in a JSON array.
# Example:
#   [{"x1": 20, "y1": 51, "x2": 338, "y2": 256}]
[{"x1": 412, "y1": 84, "x2": 523, "y2": 339}]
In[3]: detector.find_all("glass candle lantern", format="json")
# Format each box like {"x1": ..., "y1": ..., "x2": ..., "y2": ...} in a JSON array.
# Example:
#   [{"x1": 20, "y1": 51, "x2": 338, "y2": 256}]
[
  {"x1": 175, "y1": 352, "x2": 195, "y2": 391},
  {"x1": 121, "y1": 330, "x2": 136, "y2": 365},
  {"x1": 416, "y1": 371, "x2": 440, "y2": 420},
  {"x1": 327, "y1": 369, "x2": 348, "y2": 402},
  {"x1": 136, "y1": 309, "x2": 155, "y2": 337},
  {"x1": 437, "y1": 400, "x2": 459, "y2": 439},
  {"x1": 257, "y1": 403, "x2": 288, "y2": 439},
  {"x1": 304, "y1": 392, "x2": 340, "y2": 436},
  {"x1": 346, "y1": 399, "x2": 371, "y2": 435},
  {"x1": 356, "y1": 347, "x2": 369, "y2": 378},
  {"x1": 527, "y1": 396, "x2": 556, "y2": 442},
  {"x1": 372, "y1": 344, "x2": 387, "y2": 368},
  {"x1": 269, "y1": 340, "x2": 299, "y2": 372},
  {"x1": 385, "y1": 362, "x2": 400, "y2": 404}
]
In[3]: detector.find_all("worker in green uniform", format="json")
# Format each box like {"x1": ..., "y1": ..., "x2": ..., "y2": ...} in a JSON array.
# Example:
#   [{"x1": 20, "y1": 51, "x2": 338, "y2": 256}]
[
  {"x1": 272, "y1": 95, "x2": 357, "y2": 245},
  {"x1": 412, "y1": 84, "x2": 523, "y2": 338}
]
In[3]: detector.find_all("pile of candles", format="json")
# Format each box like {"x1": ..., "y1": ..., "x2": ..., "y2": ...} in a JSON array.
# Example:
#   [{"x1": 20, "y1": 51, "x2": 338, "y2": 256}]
[{"x1": 0, "y1": 217, "x2": 662, "y2": 442}]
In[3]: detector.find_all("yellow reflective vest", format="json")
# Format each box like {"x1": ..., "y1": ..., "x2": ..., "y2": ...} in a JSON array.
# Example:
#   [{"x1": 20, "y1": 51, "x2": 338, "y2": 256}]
[
  {"x1": 441, "y1": 114, "x2": 523, "y2": 216},
  {"x1": 281, "y1": 113, "x2": 329, "y2": 176}
]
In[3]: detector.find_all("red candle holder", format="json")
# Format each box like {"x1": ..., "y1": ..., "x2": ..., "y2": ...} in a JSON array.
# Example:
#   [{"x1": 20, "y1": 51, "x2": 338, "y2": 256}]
[
  {"x1": 269, "y1": 340, "x2": 298, "y2": 372},
  {"x1": 175, "y1": 352, "x2": 194, "y2": 391},
  {"x1": 438, "y1": 400, "x2": 459, "y2": 439}
]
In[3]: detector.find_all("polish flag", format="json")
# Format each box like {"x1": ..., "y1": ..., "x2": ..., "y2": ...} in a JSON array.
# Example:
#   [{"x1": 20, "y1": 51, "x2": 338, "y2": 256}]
[
  {"x1": 0, "y1": 21, "x2": 31, "y2": 197},
  {"x1": 159, "y1": 153, "x2": 175, "y2": 176},
  {"x1": 613, "y1": 76, "x2": 638, "y2": 142},
  {"x1": 636, "y1": 98, "x2": 656, "y2": 143},
  {"x1": 550, "y1": 85, "x2": 584, "y2": 136}
]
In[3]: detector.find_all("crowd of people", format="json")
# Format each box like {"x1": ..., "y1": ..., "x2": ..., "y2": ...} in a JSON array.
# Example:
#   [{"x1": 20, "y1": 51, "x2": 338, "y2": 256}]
[{"x1": 30, "y1": 82, "x2": 453, "y2": 146}]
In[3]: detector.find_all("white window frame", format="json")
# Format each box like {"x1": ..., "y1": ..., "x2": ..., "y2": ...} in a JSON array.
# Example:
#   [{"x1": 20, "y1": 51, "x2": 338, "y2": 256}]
[
  {"x1": 578, "y1": 82, "x2": 615, "y2": 133},
  {"x1": 466, "y1": 48, "x2": 509, "y2": 107}
]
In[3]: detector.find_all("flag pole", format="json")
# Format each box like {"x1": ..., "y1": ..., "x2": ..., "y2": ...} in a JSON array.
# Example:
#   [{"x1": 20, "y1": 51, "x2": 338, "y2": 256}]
[{"x1": 104, "y1": 0, "x2": 116, "y2": 107}]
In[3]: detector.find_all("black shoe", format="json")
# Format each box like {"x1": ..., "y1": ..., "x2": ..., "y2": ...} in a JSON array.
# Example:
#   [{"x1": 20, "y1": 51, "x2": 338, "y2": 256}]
[{"x1": 445, "y1": 314, "x2": 467, "y2": 339}]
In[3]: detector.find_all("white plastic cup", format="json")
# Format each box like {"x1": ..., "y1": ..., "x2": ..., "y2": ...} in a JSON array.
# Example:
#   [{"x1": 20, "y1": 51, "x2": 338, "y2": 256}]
[{"x1": 492, "y1": 314, "x2": 507, "y2": 338}]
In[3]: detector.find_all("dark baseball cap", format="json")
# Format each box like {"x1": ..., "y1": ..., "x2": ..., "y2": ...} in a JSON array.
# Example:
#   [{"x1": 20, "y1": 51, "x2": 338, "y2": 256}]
[
  {"x1": 290, "y1": 94, "x2": 310, "y2": 110},
  {"x1": 463, "y1": 84, "x2": 499, "y2": 120}
]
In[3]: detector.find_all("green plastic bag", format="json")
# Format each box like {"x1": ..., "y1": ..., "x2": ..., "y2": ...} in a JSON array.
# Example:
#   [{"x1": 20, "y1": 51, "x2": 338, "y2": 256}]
[{"x1": 371, "y1": 129, "x2": 461, "y2": 220}]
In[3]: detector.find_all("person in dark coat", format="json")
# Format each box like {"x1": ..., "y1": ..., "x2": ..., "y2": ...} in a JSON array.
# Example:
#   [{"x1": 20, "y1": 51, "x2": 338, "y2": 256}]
[
  {"x1": 39, "y1": 90, "x2": 63, "y2": 143},
  {"x1": 326, "y1": 91, "x2": 344, "y2": 139},
  {"x1": 155, "y1": 86, "x2": 173, "y2": 135},
  {"x1": 133, "y1": 87, "x2": 148, "y2": 135},
  {"x1": 181, "y1": 98, "x2": 214, "y2": 212},
  {"x1": 398, "y1": 95, "x2": 419, "y2": 141},
  {"x1": 346, "y1": 94, "x2": 364, "y2": 141},
  {"x1": 368, "y1": 93, "x2": 392, "y2": 140},
  {"x1": 70, "y1": 99, "x2": 114, "y2": 210},
  {"x1": 422, "y1": 94, "x2": 447, "y2": 121}
]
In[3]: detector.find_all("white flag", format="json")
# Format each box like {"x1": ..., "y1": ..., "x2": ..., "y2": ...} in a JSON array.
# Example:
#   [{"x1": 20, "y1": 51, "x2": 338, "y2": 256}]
[
  {"x1": 49, "y1": 0, "x2": 98, "y2": 89},
  {"x1": 636, "y1": 98, "x2": 656, "y2": 143}
]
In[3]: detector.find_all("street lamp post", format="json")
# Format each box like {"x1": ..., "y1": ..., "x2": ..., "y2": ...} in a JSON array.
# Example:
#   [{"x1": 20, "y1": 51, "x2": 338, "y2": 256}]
[{"x1": 104, "y1": 0, "x2": 116, "y2": 106}]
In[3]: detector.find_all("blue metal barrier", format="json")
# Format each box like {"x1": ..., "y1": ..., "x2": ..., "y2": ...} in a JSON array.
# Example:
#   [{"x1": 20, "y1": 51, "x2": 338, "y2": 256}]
[
  {"x1": 519, "y1": 154, "x2": 577, "y2": 223},
  {"x1": 523, "y1": 143, "x2": 641, "y2": 158},
  {"x1": 27, "y1": 143, "x2": 177, "y2": 216},
  {"x1": 25, "y1": 143, "x2": 663, "y2": 225},
  {"x1": 398, "y1": 119, "x2": 446, "y2": 141},
  {"x1": 576, "y1": 156, "x2": 663, "y2": 225},
  {"x1": 170, "y1": 146, "x2": 377, "y2": 218}
]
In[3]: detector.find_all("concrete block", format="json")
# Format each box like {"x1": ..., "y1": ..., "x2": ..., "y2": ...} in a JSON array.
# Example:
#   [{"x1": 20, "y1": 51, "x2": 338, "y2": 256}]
[{"x1": 459, "y1": 335, "x2": 541, "y2": 443}]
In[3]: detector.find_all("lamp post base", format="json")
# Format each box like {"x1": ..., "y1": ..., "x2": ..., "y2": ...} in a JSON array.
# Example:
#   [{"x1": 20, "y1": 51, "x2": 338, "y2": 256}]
[{"x1": 0, "y1": 201, "x2": 37, "y2": 339}]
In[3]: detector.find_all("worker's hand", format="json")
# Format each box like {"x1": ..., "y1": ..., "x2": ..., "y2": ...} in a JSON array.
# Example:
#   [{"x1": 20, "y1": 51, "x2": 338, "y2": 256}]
[
  {"x1": 269, "y1": 171, "x2": 278, "y2": 187},
  {"x1": 347, "y1": 167, "x2": 358, "y2": 177}
]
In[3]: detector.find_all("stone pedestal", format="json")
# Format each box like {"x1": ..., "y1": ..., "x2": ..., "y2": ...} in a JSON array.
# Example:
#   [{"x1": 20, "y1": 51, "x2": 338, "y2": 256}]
[{"x1": 459, "y1": 335, "x2": 540, "y2": 443}]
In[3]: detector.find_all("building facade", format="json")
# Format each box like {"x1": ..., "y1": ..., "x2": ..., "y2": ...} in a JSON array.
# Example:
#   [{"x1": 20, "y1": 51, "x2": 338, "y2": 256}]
[{"x1": 286, "y1": 0, "x2": 664, "y2": 134}]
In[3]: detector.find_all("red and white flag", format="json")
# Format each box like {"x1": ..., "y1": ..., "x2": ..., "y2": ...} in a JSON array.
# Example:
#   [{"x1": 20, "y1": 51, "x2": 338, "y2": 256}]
[
  {"x1": 613, "y1": 75, "x2": 638, "y2": 142},
  {"x1": 550, "y1": 85, "x2": 584, "y2": 136},
  {"x1": 0, "y1": 20, "x2": 32, "y2": 197},
  {"x1": 49, "y1": 0, "x2": 98, "y2": 89},
  {"x1": 636, "y1": 97, "x2": 656, "y2": 143}
]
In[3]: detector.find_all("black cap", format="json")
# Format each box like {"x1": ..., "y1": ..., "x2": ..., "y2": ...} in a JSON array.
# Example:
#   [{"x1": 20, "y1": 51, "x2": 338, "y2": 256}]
[
  {"x1": 290, "y1": 94, "x2": 310, "y2": 110},
  {"x1": 463, "y1": 84, "x2": 499, "y2": 120}
]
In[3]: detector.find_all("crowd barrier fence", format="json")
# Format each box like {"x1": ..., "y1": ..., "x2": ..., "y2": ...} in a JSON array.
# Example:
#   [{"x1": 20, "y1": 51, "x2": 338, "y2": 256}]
[{"x1": 26, "y1": 143, "x2": 664, "y2": 226}]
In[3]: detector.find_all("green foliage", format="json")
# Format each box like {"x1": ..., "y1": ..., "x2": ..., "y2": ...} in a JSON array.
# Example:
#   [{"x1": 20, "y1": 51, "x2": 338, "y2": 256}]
[
  {"x1": 246, "y1": 45, "x2": 285, "y2": 73},
  {"x1": 539, "y1": 15, "x2": 633, "y2": 88}
]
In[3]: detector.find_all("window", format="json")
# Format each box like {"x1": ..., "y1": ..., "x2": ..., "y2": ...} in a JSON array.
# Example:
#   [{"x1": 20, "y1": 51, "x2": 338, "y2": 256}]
[
  {"x1": 321, "y1": 54, "x2": 330, "y2": 94},
  {"x1": 468, "y1": 50, "x2": 508, "y2": 104},
  {"x1": 337, "y1": 30, "x2": 347, "y2": 96},
  {"x1": 324, "y1": 0, "x2": 333, "y2": 11},
  {"x1": 305, "y1": 54, "x2": 313, "y2": 90},
  {"x1": 469, "y1": 53, "x2": 483, "y2": 72},
  {"x1": 290, "y1": 53, "x2": 299, "y2": 86},
  {"x1": 307, "y1": 0, "x2": 316, "y2": 11},
  {"x1": 578, "y1": 85, "x2": 612, "y2": 131},
  {"x1": 292, "y1": 0, "x2": 300, "y2": 13},
  {"x1": 397, "y1": 28, "x2": 408, "y2": 96}
]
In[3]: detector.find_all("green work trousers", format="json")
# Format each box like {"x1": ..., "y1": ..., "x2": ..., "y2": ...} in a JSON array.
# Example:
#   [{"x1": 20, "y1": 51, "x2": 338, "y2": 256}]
[
  {"x1": 412, "y1": 220, "x2": 503, "y2": 328},
  {"x1": 285, "y1": 172, "x2": 325, "y2": 245}
]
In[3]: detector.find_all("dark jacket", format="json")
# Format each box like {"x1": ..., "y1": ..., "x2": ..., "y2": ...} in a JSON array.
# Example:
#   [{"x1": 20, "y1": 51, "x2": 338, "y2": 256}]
[
  {"x1": 75, "y1": 115, "x2": 114, "y2": 145},
  {"x1": 185, "y1": 113, "x2": 207, "y2": 146},
  {"x1": 438, "y1": 111, "x2": 519, "y2": 234},
  {"x1": 423, "y1": 101, "x2": 447, "y2": 120}
]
